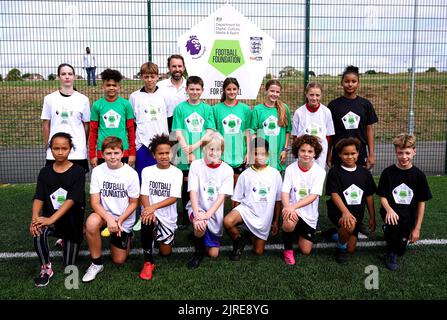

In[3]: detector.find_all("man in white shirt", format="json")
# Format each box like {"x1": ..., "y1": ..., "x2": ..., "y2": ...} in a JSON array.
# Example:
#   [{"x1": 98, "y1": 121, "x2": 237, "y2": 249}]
[
  {"x1": 157, "y1": 54, "x2": 188, "y2": 131},
  {"x1": 83, "y1": 47, "x2": 97, "y2": 86}
]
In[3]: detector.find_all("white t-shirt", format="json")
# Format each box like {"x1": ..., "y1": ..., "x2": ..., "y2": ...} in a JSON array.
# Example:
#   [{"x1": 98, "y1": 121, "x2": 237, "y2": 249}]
[
  {"x1": 90, "y1": 163, "x2": 140, "y2": 233},
  {"x1": 292, "y1": 104, "x2": 335, "y2": 169},
  {"x1": 232, "y1": 166, "x2": 282, "y2": 240},
  {"x1": 41, "y1": 90, "x2": 90, "y2": 160},
  {"x1": 129, "y1": 87, "x2": 169, "y2": 149},
  {"x1": 282, "y1": 161, "x2": 326, "y2": 229},
  {"x1": 186, "y1": 159, "x2": 234, "y2": 236},
  {"x1": 140, "y1": 164, "x2": 183, "y2": 230},
  {"x1": 157, "y1": 77, "x2": 188, "y2": 118}
]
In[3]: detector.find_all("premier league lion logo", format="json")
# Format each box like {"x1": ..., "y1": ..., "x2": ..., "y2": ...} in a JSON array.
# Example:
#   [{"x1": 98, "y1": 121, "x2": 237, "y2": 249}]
[{"x1": 186, "y1": 35, "x2": 202, "y2": 55}]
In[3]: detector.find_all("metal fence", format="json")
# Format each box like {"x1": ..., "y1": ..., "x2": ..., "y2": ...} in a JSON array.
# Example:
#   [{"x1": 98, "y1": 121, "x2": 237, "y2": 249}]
[{"x1": 0, "y1": 0, "x2": 446, "y2": 183}]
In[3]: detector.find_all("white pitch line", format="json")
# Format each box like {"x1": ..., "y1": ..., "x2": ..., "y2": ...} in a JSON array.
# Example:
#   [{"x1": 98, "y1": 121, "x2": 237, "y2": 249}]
[{"x1": 1, "y1": 239, "x2": 447, "y2": 259}]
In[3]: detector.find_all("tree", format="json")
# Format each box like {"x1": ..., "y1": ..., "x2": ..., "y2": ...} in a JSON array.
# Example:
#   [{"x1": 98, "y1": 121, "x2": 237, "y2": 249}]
[
  {"x1": 48, "y1": 73, "x2": 56, "y2": 81},
  {"x1": 279, "y1": 66, "x2": 303, "y2": 78},
  {"x1": 6, "y1": 68, "x2": 21, "y2": 81},
  {"x1": 425, "y1": 67, "x2": 438, "y2": 73},
  {"x1": 0, "y1": 74, "x2": 3, "y2": 81},
  {"x1": 21, "y1": 73, "x2": 31, "y2": 79},
  {"x1": 309, "y1": 71, "x2": 316, "y2": 77},
  {"x1": 365, "y1": 70, "x2": 377, "y2": 75}
]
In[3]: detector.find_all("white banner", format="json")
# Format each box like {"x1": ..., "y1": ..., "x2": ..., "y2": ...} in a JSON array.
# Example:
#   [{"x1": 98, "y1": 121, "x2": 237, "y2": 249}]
[{"x1": 178, "y1": 4, "x2": 275, "y2": 99}]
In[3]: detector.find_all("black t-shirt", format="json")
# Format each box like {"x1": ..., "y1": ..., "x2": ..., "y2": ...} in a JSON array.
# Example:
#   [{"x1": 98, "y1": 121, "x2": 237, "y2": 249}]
[
  {"x1": 326, "y1": 165, "x2": 376, "y2": 218},
  {"x1": 33, "y1": 163, "x2": 85, "y2": 241},
  {"x1": 328, "y1": 96, "x2": 378, "y2": 164},
  {"x1": 377, "y1": 164, "x2": 432, "y2": 228}
]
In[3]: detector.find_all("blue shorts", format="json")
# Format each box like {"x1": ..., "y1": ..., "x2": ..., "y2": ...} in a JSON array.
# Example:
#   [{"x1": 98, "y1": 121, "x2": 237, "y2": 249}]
[
  {"x1": 135, "y1": 145, "x2": 156, "y2": 182},
  {"x1": 204, "y1": 229, "x2": 221, "y2": 248}
]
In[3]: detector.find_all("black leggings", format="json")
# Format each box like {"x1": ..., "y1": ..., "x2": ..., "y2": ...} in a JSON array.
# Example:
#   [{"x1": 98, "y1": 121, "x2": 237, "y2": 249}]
[{"x1": 33, "y1": 227, "x2": 81, "y2": 266}]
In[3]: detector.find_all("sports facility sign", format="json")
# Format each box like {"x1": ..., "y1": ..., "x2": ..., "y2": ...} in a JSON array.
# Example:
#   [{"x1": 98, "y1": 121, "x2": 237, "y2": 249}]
[{"x1": 178, "y1": 4, "x2": 275, "y2": 99}]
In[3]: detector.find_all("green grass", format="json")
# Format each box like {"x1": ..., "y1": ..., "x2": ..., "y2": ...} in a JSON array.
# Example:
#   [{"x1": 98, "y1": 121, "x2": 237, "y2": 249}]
[{"x1": 0, "y1": 176, "x2": 446, "y2": 300}]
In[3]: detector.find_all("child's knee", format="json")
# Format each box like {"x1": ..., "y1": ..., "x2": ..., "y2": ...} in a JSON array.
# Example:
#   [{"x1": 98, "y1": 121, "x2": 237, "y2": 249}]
[
  {"x1": 252, "y1": 247, "x2": 264, "y2": 256},
  {"x1": 282, "y1": 223, "x2": 295, "y2": 233},
  {"x1": 112, "y1": 257, "x2": 127, "y2": 265}
]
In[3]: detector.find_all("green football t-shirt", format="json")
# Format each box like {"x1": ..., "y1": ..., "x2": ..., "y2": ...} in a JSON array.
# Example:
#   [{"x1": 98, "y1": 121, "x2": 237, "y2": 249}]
[
  {"x1": 213, "y1": 101, "x2": 252, "y2": 168},
  {"x1": 172, "y1": 100, "x2": 216, "y2": 170},
  {"x1": 252, "y1": 103, "x2": 291, "y2": 171}
]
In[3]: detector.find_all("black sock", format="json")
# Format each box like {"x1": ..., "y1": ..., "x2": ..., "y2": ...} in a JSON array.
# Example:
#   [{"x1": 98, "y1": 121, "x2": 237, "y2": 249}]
[
  {"x1": 282, "y1": 231, "x2": 294, "y2": 250},
  {"x1": 193, "y1": 235, "x2": 205, "y2": 255},
  {"x1": 141, "y1": 222, "x2": 155, "y2": 263},
  {"x1": 91, "y1": 256, "x2": 103, "y2": 266}
]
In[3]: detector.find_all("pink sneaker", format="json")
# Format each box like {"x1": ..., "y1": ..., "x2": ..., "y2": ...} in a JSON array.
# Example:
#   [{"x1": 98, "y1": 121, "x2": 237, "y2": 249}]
[
  {"x1": 139, "y1": 262, "x2": 155, "y2": 280},
  {"x1": 283, "y1": 250, "x2": 295, "y2": 265}
]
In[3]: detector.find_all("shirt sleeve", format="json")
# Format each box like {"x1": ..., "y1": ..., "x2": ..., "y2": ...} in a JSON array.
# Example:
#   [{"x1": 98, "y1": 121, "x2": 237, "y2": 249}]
[
  {"x1": 41, "y1": 95, "x2": 52, "y2": 120},
  {"x1": 205, "y1": 106, "x2": 216, "y2": 131},
  {"x1": 231, "y1": 171, "x2": 245, "y2": 202},
  {"x1": 365, "y1": 170, "x2": 377, "y2": 196},
  {"x1": 171, "y1": 105, "x2": 182, "y2": 131},
  {"x1": 219, "y1": 166, "x2": 234, "y2": 196},
  {"x1": 170, "y1": 169, "x2": 183, "y2": 198},
  {"x1": 244, "y1": 105, "x2": 253, "y2": 132},
  {"x1": 365, "y1": 99, "x2": 378, "y2": 125},
  {"x1": 285, "y1": 105, "x2": 292, "y2": 133},
  {"x1": 291, "y1": 109, "x2": 299, "y2": 136},
  {"x1": 281, "y1": 166, "x2": 292, "y2": 194},
  {"x1": 325, "y1": 167, "x2": 338, "y2": 196},
  {"x1": 187, "y1": 161, "x2": 200, "y2": 192},
  {"x1": 250, "y1": 106, "x2": 259, "y2": 135},
  {"x1": 140, "y1": 168, "x2": 150, "y2": 196},
  {"x1": 66, "y1": 167, "x2": 86, "y2": 203},
  {"x1": 127, "y1": 169, "x2": 140, "y2": 199},
  {"x1": 81, "y1": 97, "x2": 91, "y2": 122},
  {"x1": 416, "y1": 171, "x2": 432, "y2": 202},
  {"x1": 376, "y1": 169, "x2": 389, "y2": 197},
  {"x1": 310, "y1": 167, "x2": 326, "y2": 196},
  {"x1": 89, "y1": 168, "x2": 101, "y2": 194},
  {"x1": 275, "y1": 171, "x2": 283, "y2": 201},
  {"x1": 33, "y1": 169, "x2": 46, "y2": 201},
  {"x1": 326, "y1": 109, "x2": 335, "y2": 136}
]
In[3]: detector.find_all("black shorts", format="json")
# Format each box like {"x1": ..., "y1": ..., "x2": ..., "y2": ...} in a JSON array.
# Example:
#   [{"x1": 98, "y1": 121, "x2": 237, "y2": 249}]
[
  {"x1": 46, "y1": 159, "x2": 89, "y2": 174},
  {"x1": 97, "y1": 157, "x2": 129, "y2": 165},
  {"x1": 327, "y1": 199, "x2": 362, "y2": 238},
  {"x1": 232, "y1": 165, "x2": 246, "y2": 175},
  {"x1": 294, "y1": 218, "x2": 316, "y2": 242},
  {"x1": 182, "y1": 170, "x2": 189, "y2": 178},
  {"x1": 110, "y1": 230, "x2": 133, "y2": 250}
]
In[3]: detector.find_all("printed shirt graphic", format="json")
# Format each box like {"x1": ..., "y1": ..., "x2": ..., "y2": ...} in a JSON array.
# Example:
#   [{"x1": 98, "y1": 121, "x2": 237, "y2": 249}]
[
  {"x1": 103, "y1": 110, "x2": 121, "y2": 128},
  {"x1": 252, "y1": 181, "x2": 271, "y2": 202},
  {"x1": 262, "y1": 115, "x2": 280, "y2": 136},
  {"x1": 343, "y1": 184, "x2": 364, "y2": 205},
  {"x1": 222, "y1": 113, "x2": 242, "y2": 134},
  {"x1": 304, "y1": 122, "x2": 324, "y2": 139},
  {"x1": 185, "y1": 112, "x2": 205, "y2": 133},
  {"x1": 342, "y1": 111, "x2": 361, "y2": 130},
  {"x1": 392, "y1": 183, "x2": 414, "y2": 205},
  {"x1": 50, "y1": 187, "x2": 68, "y2": 210}
]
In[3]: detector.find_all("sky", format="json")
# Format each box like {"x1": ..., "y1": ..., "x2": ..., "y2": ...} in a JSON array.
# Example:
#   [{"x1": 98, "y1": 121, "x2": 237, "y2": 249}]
[{"x1": 0, "y1": 0, "x2": 446, "y2": 78}]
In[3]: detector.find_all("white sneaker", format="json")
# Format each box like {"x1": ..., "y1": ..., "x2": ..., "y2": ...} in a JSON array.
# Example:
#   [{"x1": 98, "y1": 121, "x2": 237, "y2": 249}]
[
  {"x1": 82, "y1": 263, "x2": 104, "y2": 283},
  {"x1": 133, "y1": 218, "x2": 142, "y2": 232}
]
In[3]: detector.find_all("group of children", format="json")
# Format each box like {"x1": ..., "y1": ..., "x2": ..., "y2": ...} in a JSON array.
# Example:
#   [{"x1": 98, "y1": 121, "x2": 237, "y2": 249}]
[{"x1": 30, "y1": 60, "x2": 432, "y2": 288}]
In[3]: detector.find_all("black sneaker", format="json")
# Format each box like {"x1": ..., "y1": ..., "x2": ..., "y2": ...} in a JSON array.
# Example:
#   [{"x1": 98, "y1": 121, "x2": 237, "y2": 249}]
[
  {"x1": 187, "y1": 253, "x2": 204, "y2": 269},
  {"x1": 385, "y1": 252, "x2": 399, "y2": 271},
  {"x1": 358, "y1": 222, "x2": 369, "y2": 239},
  {"x1": 335, "y1": 248, "x2": 349, "y2": 264},
  {"x1": 34, "y1": 264, "x2": 54, "y2": 287},
  {"x1": 229, "y1": 242, "x2": 245, "y2": 261}
]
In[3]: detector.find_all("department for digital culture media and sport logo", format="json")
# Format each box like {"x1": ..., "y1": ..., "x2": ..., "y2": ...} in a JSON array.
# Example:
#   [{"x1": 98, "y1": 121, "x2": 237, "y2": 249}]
[
  {"x1": 186, "y1": 35, "x2": 206, "y2": 59},
  {"x1": 249, "y1": 36, "x2": 263, "y2": 61}
]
